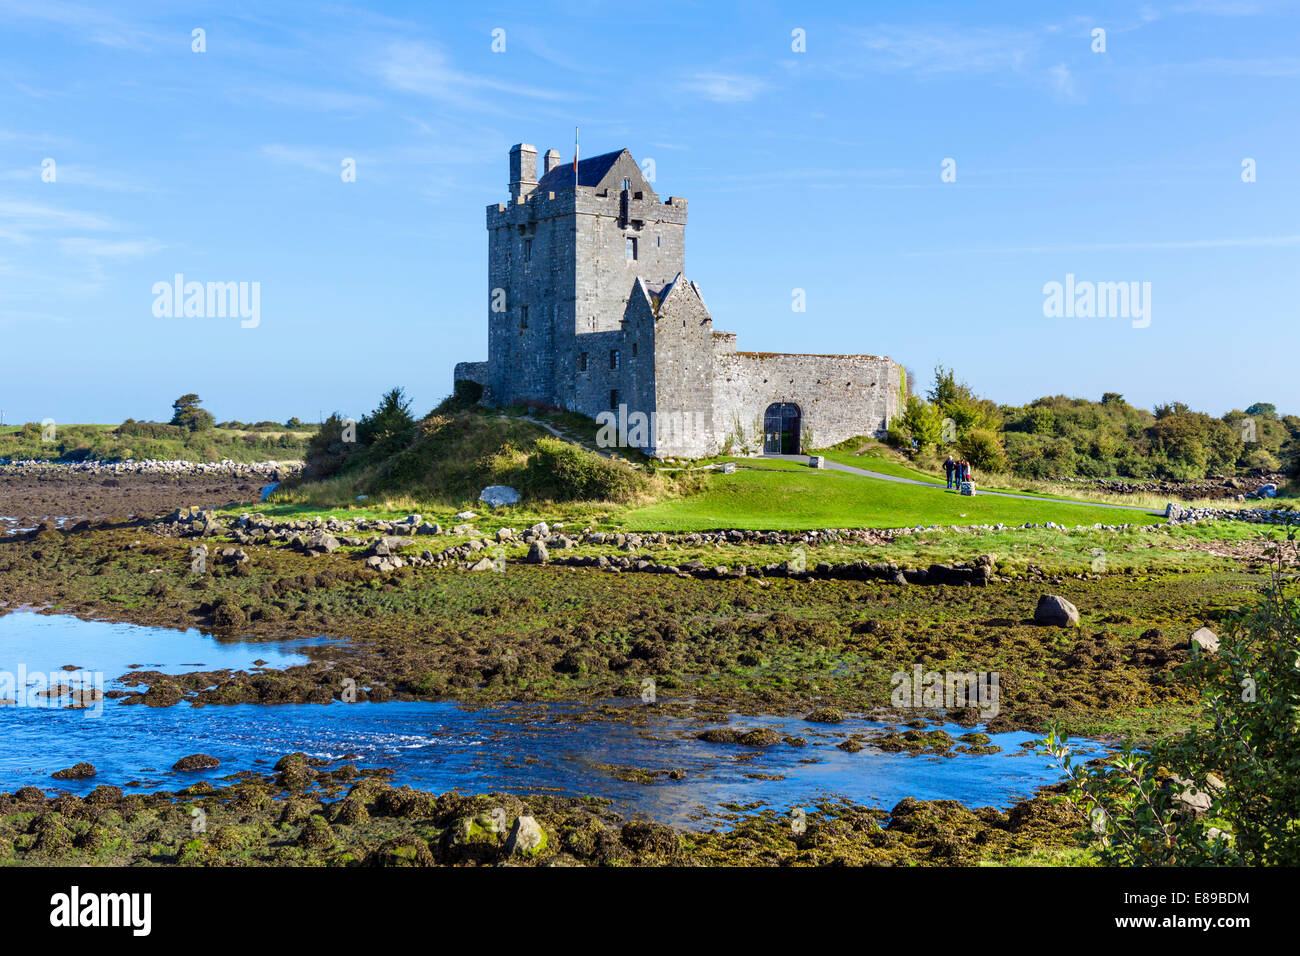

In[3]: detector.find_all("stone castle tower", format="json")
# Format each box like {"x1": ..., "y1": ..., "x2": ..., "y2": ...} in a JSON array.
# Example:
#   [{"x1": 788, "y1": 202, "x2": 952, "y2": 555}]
[{"x1": 456, "y1": 143, "x2": 902, "y2": 458}]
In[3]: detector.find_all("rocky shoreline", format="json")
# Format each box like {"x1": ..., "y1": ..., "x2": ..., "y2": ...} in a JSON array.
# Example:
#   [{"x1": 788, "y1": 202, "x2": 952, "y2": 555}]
[
  {"x1": 1051, "y1": 472, "x2": 1286, "y2": 500},
  {"x1": 140, "y1": 507, "x2": 1295, "y2": 582},
  {"x1": 0, "y1": 757, "x2": 1082, "y2": 866}
]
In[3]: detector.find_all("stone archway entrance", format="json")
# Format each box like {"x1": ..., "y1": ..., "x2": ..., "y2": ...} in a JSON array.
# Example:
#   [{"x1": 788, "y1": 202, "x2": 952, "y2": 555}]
[{"x1": 763, "y1": 403, "x2": 801, "y2": 454}]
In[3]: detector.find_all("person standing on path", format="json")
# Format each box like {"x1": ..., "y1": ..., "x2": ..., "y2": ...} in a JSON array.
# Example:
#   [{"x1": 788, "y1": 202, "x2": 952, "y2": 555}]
[{"x1": 944, "y1": 456, "x2": 956, "y2": 490}]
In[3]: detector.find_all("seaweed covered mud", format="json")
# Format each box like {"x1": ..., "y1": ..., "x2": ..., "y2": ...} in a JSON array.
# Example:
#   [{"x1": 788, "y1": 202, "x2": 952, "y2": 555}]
[{"x1": 0, "y1": 506, "x2": 1277, "y2": 737}]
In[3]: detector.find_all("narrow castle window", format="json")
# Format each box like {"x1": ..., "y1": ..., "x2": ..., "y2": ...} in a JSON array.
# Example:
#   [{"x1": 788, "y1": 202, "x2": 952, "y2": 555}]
[
  {"x1": 577, "y1": 352, "x2": 588, "y2": 372},
  {"x1": 622, "y1": 178, "x2": 630, "y2": 191},
  {"x1": 523, "y1": 238, "x2": 532, "y2": 261},
  {"x1": 610, "y1": 389, "x2": 621, "y2": 409},
  {"x1": 610, "y1": 349, "x2": 620, "y2": 370},
  {"x1": 631, "y1": 343, "x2": 638, "y2": 357},
  {"x1": 625, "y1": 237, "x2": 637, "y2": 261},
  {"x1": 520, "y1": 305, "x2": 528, "y2": 329}
]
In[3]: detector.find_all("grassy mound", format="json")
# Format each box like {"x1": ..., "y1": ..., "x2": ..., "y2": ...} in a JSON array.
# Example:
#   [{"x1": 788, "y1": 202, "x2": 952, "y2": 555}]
[{"x1": 284, "y1": 404, "x2": 658, "y2": 510}]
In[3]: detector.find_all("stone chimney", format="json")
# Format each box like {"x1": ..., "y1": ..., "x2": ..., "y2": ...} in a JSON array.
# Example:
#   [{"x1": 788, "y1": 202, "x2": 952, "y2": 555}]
[
  {"x1": 509, "y1": 143, "x2": 537, "y2": 200},
  {"x1": 543, "y1": 148, "x2": 562, "y2": 177}
]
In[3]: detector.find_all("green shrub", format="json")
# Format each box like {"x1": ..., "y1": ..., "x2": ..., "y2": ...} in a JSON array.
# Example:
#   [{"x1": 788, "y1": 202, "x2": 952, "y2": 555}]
[
  {"x1": 956, "y1": 428, "x2": 1007, "y2": 473},
  {"x1": 1041, "y1": 531, "x2": 1300, "y2": 865},
  {"x1": 514, "y1": 437, "x2": 649, "y2": 503}
]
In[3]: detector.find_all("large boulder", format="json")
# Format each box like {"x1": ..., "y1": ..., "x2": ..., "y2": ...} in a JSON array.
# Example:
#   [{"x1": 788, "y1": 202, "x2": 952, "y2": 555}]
[
  {"x1": 302, "y1": 531, "x2": 340, "y2": 554},
  {"x1": 479, "y1": 485, "x2": 521, "y2": 508},
  {"x1": 526, "y1": 541, "x2": 549, "y2": 564},
  {"x1": 1170, "y1": 775, "x2": 1213, "y2": 815},
  {"x1": 1034, "y1": 594, "x2": 1080, "y2": 627},
  {"x1": 506, "y1": 815, "x2": 548, "y2": 857}
]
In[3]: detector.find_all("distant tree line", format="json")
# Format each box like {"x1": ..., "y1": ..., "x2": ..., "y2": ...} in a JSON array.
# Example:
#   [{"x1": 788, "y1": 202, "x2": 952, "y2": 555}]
[{"x1": 888, "y1": 367, "x2": 1299, "y2": 481}]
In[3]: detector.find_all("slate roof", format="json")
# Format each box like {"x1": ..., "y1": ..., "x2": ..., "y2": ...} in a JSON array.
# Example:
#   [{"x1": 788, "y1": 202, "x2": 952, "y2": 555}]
[{"x1": 535, "y1": 148, "x2": 625, "y2": 193}]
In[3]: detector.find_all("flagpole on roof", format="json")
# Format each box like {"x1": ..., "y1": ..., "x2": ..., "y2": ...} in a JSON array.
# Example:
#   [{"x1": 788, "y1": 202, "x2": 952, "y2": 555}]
[{"x1": 574, "y1": 125, "x2": 579, "y2": 190}]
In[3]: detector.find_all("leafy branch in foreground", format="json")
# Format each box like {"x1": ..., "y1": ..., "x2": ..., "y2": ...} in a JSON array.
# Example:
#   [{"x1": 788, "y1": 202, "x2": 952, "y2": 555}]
[{"x1": 1039, "y1": 521, "x2": 1300, "y2": 865}]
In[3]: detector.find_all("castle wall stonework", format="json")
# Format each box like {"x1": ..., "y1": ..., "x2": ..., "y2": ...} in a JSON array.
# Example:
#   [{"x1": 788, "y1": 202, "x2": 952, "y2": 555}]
[
  {"x1": 458, "y1": 143, "x2": 902, "y2": 458},
  {"x1": 713, "y1": 351, "x2": 902, "y2": 457}
]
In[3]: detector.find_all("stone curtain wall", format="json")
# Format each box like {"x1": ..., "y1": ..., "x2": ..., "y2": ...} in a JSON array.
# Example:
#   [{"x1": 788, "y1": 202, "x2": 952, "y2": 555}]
[
  {"x1": 711, "y1": 351, "x2": 902, "y2": 455},
  {"x1": 453, "y1": 361, "x2": 490, "y2": 389}
]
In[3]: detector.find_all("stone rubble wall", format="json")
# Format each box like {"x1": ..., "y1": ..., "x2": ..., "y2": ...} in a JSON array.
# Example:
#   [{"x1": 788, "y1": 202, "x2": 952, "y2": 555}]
[{"x1": 711, "y1": 351, "x2": 903, "y2": 456}]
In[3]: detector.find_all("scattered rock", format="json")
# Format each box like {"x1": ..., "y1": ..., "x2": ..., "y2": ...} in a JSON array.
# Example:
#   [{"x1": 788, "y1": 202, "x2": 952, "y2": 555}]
[
  {"x1": 172, "y1": 753, "x2": 220, "y2": 772},
  {"x1": 805, "y1": 707, "x2": 844, "y2": 723},
  {"x1": 1034, "y1": 594, "x2": 1080, "y2": 627},
  {"x1": 52, "y1": 762, "x2": 96, "y2": 780},
  {"x1": 506, "y1": 815, "x2": 548, "y2": 857},
  {"x1": 1189, "y1": 627, "x2": 1220, "y2": 655}
]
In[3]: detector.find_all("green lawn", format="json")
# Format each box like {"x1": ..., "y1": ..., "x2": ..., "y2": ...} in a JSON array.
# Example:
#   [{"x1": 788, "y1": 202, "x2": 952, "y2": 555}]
[
  {"x1": 620, "y1": 465, "x2": 1162, "y2": 531},
  {"x1": 817, "y1": 451, "x2": 1104, "y2": 502}
]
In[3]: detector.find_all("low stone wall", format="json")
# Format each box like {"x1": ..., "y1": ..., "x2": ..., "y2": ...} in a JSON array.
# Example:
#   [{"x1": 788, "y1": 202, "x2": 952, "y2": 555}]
[
  {"x1": 453, "y1": 361, "x2": 490, "y2": 389},
  {"x1": 1166, "y1": 504, "x2": 1297, "y2": 525},
  {"x1": 0, "y1": 459, "x2": 301, "y2": 478}
]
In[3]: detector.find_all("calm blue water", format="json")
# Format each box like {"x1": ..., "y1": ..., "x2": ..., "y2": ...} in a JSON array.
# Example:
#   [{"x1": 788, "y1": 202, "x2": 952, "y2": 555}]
[
  {"x1": 0, "y1": 612, "x2": 1103, "y2": 827},
  {"x1": 0, "y1": 609, "x2": 329, "y2": 677}
]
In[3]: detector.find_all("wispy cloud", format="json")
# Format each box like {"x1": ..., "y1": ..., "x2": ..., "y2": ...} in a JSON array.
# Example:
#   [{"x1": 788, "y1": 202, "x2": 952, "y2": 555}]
[
  {"x1": 261, "y1": 145, "x2": 345, "y2": 176},
  {"x1": 374, "y1": 40, "x2": 565, "y2": 110},
  {"x1": 0, "y1": 0, "x2": 169, "y2": 50},
  {"x1": 0, "y1": 164, "x2": 150, "y2": 191},
  {"x1": 908, "y1": 234, "x2": 1300, "y2": 256},
  {"x1": 678, "y1": 72, "x2": 768, "y2": 103},
  {"x1": 1168, "y1": 56, "x2": 1300, "y2": 77},
  {"x1": 0, "y1": 199, "x2": 113, "y2": 240},
  {"x1": 240, "y1": 84, "x2": 380, "y2": 114},
  {"x1": 57, "y1": 236, "x2": 163, "y2": 259},
  {"x1": 854, "y1": 24, "x2": 1040, "y2": 75}
]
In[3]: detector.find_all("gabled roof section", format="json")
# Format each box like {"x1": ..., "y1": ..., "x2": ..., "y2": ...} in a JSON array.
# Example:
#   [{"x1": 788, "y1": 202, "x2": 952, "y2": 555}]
[
  {"x1": 654, "y1": 272, "x2": 711, "y2": 321},
  {"x1": 623, "y1": 277, "x2": 658, "y2": 324},
  {"x1": 535, "y1": 148, "x2": 654, "y2": 196}
]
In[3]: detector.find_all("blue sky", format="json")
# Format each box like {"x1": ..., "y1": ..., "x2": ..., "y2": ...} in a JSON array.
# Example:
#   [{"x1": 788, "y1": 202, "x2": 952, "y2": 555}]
[{"x1": 1, "y1": 0, "x2": 1297, "y2": 425}]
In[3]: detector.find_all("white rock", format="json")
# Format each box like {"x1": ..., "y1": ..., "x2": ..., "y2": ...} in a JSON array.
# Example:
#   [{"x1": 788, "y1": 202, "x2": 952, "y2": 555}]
[
  {"x1": 1190, "y1": 627, "x2": 1220, "y2": 655},
  {"x1": 478, "y1": 486, "x2": 521, "y2": 508}
]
